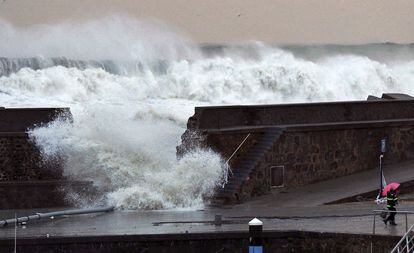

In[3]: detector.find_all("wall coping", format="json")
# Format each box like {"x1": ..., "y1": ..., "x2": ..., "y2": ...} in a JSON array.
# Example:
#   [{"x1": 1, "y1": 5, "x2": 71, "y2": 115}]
[
  {"x1": 0, "y1": 132, "x2": 28, "y2": 137},
  {"x1": 205, "y1": 118, "x2": 414, "y2": 134},
  {"x1": 194, "y1": 99, "x2": 414, "y2": 130},
  {"x1": 195, "y1": 98, "x2": 414, "y2": 111},
  {"x1": 0, "y1": 107, "x2": 70, "y2": 110},
  {"x1": 0, "y1": 107, "x2": 71, "y2": 132},
  {"x1": 0, "y1": 181, "x2": 92, "y2": 186}
]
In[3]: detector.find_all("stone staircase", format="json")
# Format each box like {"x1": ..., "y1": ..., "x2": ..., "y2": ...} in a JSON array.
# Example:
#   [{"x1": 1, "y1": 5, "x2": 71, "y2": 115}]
[{"x1": 212, "y1": 128, "x2": 283, "y2": 205}]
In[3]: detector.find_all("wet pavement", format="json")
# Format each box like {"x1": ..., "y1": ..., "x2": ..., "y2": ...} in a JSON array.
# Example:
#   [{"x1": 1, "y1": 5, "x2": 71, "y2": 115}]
[
  {"x1": 2, "y1": 160, "x2": 414, "y2": 241},
  {"x1": 0, "y1": 202, "x2": 414, "y2": 240},
  {"x1": 238, "y1": 159, "x2": 414, "y2": 209}
]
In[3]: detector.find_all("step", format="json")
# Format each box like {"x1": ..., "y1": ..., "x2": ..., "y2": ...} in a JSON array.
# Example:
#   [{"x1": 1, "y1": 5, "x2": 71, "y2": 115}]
[
  {"x1": 213, "y1": 129, "x2": 283, "y2": 203},
  {"x1": 256, "y1": 140, "x2": 275, "y2": 144},
  {"x1": 231, "y1": 171, "x2": 251, "y2": 178},
  {"x1": 242, "y1": 155, "x2": 262, "y2": 162},
  {"x1": 214, "y1": 191, "x2": 235, "y2": 198},
  {"x1": 235, "y1": 161, "x2": 256, "y2": 168},
  {"x1": 245, "y1": 151, "x2": 265, "y2": 156},
  {"x1": 223, "y1": 183, "x2": 243, "y2": 190},
  {"x1": 223, "y1": 182, "x2": 242, "y2": 188}
]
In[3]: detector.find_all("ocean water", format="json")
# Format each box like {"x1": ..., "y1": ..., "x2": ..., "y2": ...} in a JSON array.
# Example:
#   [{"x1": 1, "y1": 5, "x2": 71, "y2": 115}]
[{"x1": 1, "y1": 16, "x2": 414, "y2": 209}]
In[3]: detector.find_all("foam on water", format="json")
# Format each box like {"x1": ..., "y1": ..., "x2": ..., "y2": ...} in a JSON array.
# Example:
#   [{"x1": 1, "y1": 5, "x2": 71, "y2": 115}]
[{"x1": 1, "y1": 17, "x2": 414, "y2": 209}]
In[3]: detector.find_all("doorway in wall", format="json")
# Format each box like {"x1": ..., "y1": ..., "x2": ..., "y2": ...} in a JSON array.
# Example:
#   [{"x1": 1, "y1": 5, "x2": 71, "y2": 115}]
[{"x1": 270, "y1": 165, "x2": 285, "y2": 188}]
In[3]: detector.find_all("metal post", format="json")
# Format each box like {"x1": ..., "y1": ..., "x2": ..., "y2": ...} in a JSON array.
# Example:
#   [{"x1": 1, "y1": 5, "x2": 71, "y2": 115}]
[
  {"x1": 373, "y1": 213, "x2": 376, "y2": 235},
  {"x1": 380, "y1": 155, "x2": 383, "y2": 196},
  {"x1": 249, "y1": 218, "x2": 263, "y2": 253},
  {"x1": 406, "y1": 236, "x2": 409, "y2": 252},
  {"x1": 14, "y1": 213, "x2": 16, "y2": 253},
  {"x1": 379, "y1": 138, "x2": 386, "y2": 198},
  {"x1": 406, "y1": 213, "x2": 408, "y2": 232},
  {"x1": 379, "y1": 154, "x2": 384, "y2": 198}
]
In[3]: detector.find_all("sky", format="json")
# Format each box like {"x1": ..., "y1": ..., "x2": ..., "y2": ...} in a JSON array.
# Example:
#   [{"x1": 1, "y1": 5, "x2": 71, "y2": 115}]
[{"x1": 0, "y1": 0, "x2": 414, "y2": 44}]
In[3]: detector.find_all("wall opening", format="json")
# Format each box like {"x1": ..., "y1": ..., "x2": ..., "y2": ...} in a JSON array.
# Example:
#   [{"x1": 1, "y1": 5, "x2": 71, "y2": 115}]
[{"x1": 270, "y1": 165, "x2": 285, "y2": 188}]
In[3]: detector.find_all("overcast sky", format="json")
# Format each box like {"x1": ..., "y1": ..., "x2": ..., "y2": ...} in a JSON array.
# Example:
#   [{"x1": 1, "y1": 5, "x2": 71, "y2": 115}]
[{"x1": 1, "y1": 0, "x2": 413, "y2": 44}]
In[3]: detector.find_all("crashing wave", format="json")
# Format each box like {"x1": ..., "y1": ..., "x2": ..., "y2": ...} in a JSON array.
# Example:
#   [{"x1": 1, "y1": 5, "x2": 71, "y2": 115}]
[{"x1": 2, "y1": 16, "x2": 414, "y2": 209}]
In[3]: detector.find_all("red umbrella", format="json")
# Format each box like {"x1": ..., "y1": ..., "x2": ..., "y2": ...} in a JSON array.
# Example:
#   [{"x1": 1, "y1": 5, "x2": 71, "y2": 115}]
[{"x1": 382, "y1": 182, "x2": 400, "y2": 196}]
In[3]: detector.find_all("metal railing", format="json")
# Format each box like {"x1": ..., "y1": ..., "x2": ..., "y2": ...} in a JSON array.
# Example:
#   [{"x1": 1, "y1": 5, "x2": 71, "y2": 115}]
[
  {"x1": 391, "y1": 223, "x2": 414, "y2": 253},
  {"x1": 372, "y1": 210, "x2": 414, "y2": 235},
  {"x1": 0, "y1": 206, "x2": 115, "y2": 227},
  {"x1": 222, "y1": 133, "x2": 251, "y2": 188},
  {"x1": 372, "y1": 210, "x2": 414, "y2": 253}
]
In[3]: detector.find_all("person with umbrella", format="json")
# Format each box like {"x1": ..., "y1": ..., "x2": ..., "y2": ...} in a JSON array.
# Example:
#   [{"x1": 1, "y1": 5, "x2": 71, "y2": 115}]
[{"x1": 383, "y1": 183, "x2": 400, "y2": 226}]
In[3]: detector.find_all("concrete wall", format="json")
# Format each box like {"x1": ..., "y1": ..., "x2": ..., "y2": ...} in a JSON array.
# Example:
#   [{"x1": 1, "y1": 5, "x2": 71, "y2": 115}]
[{"x1": 0, "y1": 231, "x2": 400, "y2": 253}]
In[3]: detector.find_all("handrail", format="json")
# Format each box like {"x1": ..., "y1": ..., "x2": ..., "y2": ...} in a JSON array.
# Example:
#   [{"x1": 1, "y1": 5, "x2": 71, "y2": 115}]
[
  {"x1": 373, "y1": 210, "x2": 414, "y2": 214},
  {"x1": 390, "y1": 223, "x2": 414, "y2": 253},
  {"x1": 221, "y1": 133, "x2": 251, "y2": 188},
  {"x1": 225, "y1": 133, "x2": 251, "y2": 165},
  {"x1": 372, "y1": 209, "x2": 414, "y2": 253},
  {"x1": 372, "y1": 210, "x2": 414, "y2": 236},
  {"x1": 0, "y1": 206, "x2": 115, "y2": 227}
]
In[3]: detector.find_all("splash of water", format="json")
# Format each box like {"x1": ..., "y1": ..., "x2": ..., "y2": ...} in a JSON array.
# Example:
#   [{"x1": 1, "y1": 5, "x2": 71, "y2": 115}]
[
  {"x1": 29, "y1": 112, "x2": 224, "y2": 209},
  {"x1": 2, "y1": 16, "x2": 414, "y2": 209}
]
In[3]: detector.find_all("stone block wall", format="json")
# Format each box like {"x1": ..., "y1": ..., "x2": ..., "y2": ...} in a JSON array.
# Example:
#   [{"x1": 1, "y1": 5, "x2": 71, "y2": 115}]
[
  {"x1": 269, "y1": 124, "x2": 414, "y2": 188},
  {"x1": 178, "y1": 97, "x2": 414, "y2": 202},
  {"x1": 205, "y1": 122, "x2": 414, "y2": 202},
  {"x1": 0, "y1": 107, "x2": 70, "y2": 132},
  {"x1": 193, "y1": 99, "x2": 414, "y2": 130},
  {"x1": 0, "y1": 107, "x2": 71, "y2": 208},
  {"x1": 0, "y1": 133, "x2": 61, "y2": 181}
]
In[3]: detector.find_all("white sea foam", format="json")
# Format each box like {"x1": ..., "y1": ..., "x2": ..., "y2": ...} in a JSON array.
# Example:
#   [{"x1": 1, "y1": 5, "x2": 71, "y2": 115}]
[
  {"x1": 29, "y1": 110, "x2": 223, "y2": 209},
  {"x1": 1, "y1": 17, "x2": 414, "y2": 209}
]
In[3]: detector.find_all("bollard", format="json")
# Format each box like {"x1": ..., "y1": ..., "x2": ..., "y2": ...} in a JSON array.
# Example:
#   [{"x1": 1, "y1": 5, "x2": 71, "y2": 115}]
[{"x1": 249, "y1": 218, "x2": 263, "y2": 253}]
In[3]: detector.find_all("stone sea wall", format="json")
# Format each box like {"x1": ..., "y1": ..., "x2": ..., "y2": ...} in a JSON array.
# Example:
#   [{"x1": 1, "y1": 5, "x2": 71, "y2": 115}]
[
  {"x1": 0, "y1": 133, "x2": 61, "y2": 181},
  {"x1": 178, "y1": 96, "x2": 414, "y2": 202},
  {"x1": 0, "y1": 108, "x2": 71, "y2": 208},
  {"x1": 241, "y1": 123, "x2": 414, "y2": 201},
  {"x1": 193, "y1": 99, "x2": 414, "y2": 130}
]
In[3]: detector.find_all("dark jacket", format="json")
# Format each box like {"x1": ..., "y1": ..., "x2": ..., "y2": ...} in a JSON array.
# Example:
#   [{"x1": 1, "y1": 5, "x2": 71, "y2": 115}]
[{"x1": 387, "y1": 190, "x2": 398, "y2": 208}]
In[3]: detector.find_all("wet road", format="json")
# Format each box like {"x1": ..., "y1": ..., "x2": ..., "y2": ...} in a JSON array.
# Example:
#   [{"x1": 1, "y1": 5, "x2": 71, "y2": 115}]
[
  {"x1": 2, "y1": 160, "x2": 414, "y2": 240},
  {"x1": 1, "y1": 202, "x2": 414, "y2": 240}
]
